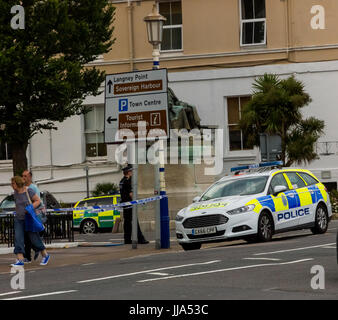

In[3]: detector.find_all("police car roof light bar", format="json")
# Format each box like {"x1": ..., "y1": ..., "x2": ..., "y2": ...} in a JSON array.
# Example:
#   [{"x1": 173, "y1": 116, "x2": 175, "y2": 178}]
[{"x1": 230, "y1": 161, "x2": 283, "y2": 173}]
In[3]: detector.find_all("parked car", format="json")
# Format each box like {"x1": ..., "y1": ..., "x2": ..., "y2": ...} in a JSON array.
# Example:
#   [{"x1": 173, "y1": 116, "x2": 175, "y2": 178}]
[
  {"x1": 176, "y1": 164, "x2": 332, "y2": 251},
  {"x1": 0, "y1": 191, "x2": 61, "y2": 213},
  {"x1": 73, "y1": 194, "x2": 121, "y2": 234}
]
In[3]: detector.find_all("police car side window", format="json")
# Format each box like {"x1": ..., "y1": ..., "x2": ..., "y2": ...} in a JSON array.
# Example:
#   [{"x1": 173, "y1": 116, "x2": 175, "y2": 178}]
[
  {"x1": 285, "y1": 172, "x2": 306, "y2": 189},
  {"x1": 298, "y1": 172, "x2": 319, "y2": 186},
  {"x1": 269, "y1": 174, "x2": 289, "y2": 194}
]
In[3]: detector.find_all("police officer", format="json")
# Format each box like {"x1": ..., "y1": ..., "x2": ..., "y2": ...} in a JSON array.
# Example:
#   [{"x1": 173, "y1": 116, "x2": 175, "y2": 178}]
[{"x1": 119, "y1": 165, "x2": 149, "y2": 244}]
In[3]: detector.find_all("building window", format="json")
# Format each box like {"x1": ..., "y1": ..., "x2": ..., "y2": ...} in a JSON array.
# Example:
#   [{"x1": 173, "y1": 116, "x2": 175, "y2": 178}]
[
  {"x1": 227, "y1": 96, "x2": 252, "y2": 151},
  {"x1": 0, "y1": 141, "x2": 12, "y2": 160},
  {"x1": 84, "y1": 105, "x2": 107, "y2": 158},
  {"x1": 159, "y1": 1, "x2": 182, "y2": 51},
  {"x1": 240, "y1": 0, "x2": 266, "y2": 46}
]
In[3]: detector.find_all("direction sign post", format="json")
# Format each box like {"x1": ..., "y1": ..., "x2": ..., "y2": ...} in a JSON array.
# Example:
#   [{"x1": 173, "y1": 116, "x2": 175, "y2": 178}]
[{"x1": 105, "y1": 69, "x2": 169, "y2": 249}]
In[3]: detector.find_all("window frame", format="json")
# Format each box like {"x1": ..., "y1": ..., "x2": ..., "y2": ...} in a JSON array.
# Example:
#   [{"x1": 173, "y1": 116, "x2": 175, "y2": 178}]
[
  {"x1": 239, "y1": 0, "x2": 267, "y2": 47},
  {"x1": 158, "y1": 0, "x2": 183, "y2": 53},
  {"x1": 0, "y1": 141, "x2": 12, "y2": 161},
  {"x1": 227, "y1": 95, "x2": 252, "y2": 152},
  {"x1": 298, "y1": 172, "x2": 319, "y2": 186},
  {"x1": 284, "y1": 172, "x2": 307, "y2": 189},
  {"x1": 84, "y1": 104, "x2": 107, "y2": 159}
]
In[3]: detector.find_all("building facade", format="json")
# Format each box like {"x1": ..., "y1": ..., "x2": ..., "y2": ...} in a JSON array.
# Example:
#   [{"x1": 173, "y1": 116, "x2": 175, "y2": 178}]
[{"x1": 1, "y1": 0, "x2": 338, "y2": 217}]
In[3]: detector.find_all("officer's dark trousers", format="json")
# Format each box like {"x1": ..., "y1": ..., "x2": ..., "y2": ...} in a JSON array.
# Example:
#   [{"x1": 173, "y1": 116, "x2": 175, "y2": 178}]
[{"x1": 123, "y1": 208, "x2": 146, "y2": 243}]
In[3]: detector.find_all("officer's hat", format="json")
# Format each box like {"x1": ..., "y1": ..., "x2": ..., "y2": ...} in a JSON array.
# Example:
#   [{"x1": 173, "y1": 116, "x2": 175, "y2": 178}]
[{"x1": 122, "y1": 165, "x2": 133, "y2": 173}]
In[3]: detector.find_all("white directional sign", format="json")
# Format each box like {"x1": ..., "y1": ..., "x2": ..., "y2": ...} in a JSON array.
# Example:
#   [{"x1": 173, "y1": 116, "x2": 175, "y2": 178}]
[{"x1": 105, "y1": 69, "x2": 169, "y2": 143}]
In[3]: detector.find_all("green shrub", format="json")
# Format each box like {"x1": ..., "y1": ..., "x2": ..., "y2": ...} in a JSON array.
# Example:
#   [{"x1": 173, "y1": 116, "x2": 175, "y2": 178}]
[
  {"x1": 329, "y1": 190, "x2": 338, "y2": 213},
  {"x1": 92, "y1": 183, "x2": 119, "y2": 197}
]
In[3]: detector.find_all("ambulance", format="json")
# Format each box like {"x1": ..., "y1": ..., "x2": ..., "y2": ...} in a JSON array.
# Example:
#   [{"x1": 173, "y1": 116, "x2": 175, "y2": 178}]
[
  {"x1": 175, "y1": 162, "x2": 332, "y2": 250},
  {"x1": 73, "y1": 194, "x2": 121, "y2": 234}
]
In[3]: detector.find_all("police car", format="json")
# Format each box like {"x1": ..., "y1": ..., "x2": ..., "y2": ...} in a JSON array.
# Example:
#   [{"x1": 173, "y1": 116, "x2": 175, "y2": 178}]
[{"x1": 175, "y1": 162, "x2": 332, "y2": 251}]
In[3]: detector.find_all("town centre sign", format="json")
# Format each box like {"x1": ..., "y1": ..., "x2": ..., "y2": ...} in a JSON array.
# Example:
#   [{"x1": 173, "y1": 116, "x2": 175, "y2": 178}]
[{"x1": 104, "y1": 69, "x2": 169, "y2": 143}]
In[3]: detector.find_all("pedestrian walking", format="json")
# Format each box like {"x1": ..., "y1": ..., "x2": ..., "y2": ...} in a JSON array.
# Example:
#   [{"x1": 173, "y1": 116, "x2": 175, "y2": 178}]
[
  {"x1": 119, "y1": 165, "x2": 149, "y2": 245},
  {"x1": 22, "y1": 170, "x2": 46, "y2": 262},
  {"x1": 10, "y1": 176, "x2": 50, "y2": 267}
]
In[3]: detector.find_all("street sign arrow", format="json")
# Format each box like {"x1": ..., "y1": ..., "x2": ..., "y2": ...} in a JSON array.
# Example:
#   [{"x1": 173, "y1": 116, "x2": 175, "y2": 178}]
[
  {"x1": 107, "y1": 116, "x2": 117, "y2": 124},
  {"x1": 107, "y1": 80, "x2": 113, "y2": 94}
]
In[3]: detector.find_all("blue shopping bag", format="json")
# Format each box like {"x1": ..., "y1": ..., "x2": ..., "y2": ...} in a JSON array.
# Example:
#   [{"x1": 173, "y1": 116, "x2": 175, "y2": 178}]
[{"x1": 25, "y1": 204, "x2": 45, "y2": 233}]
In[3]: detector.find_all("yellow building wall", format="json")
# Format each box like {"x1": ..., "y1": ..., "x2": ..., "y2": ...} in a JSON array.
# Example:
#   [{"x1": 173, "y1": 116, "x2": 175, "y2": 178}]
[{"x1": 97, "y1": 0, "x2": 338, "y2": 73}]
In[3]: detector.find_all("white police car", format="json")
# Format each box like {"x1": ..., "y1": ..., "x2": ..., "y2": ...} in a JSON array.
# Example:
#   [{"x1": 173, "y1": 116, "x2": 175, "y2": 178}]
[{"x1": 175, "y1": 162, "x2": 333, "y2": 251}]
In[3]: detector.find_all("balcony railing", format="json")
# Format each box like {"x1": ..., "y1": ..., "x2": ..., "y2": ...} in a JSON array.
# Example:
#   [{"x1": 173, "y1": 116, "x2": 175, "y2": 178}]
[{"x1": 316, "y1": 141, "x2": 338, "y2": 156}]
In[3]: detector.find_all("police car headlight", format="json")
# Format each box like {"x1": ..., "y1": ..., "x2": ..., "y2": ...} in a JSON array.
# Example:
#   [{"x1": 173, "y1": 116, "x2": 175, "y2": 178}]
[
  {"x1": 227, "y1": 204, "x2": 255, "y2": 215},
  {"x1": 175, "y1": 215, "x2": 184, "y2": 222},
  {"x1": 175, "y1": 209, "x2": 185, "y2": 222}
]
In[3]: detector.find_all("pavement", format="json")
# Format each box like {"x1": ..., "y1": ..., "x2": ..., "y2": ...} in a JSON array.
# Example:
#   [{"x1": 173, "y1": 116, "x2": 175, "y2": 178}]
[{"x1": 0, "y1": 230, "x2": 184, "y2": 269}]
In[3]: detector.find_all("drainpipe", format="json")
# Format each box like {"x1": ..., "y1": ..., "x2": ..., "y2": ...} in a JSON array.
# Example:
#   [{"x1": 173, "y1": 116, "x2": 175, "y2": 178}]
[
  {"x1": 127, "y1": 0, "x2": 135, "y2": 71},
  {"x1": 285, "y1": 0, "x2": 291, "y2": 62}
]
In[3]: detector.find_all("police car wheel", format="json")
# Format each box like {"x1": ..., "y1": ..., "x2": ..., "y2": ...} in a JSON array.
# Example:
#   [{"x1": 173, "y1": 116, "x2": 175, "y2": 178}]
[
  {"x1": 257, "y1": 212, "x2": 274, "y2": 242},
  {"x1": 181, "y1": 243, "x2": 202, "y2": 251},
  {"x1": 81, "y1": 219, "x2": 97, "y2": 234},
  {"x1": 311, "y1": 204, "x2": 328, "y2": 235}
]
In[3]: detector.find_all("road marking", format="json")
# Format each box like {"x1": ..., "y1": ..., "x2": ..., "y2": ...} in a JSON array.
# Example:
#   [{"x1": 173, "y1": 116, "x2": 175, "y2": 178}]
[
  {"x1": 3, "y1": 290, "x2": 78, "y2": 300},
  {"x1": 77, "y1": 260, "x2": 221, "y2": 284},
  {"x1": 254, "y1": 243, "x2": 336, "y2": 256},
  {"x1": 137, "y1": 258, "x2": 314, "y2": 283},
  {"x1": 243, "y1": 257, "x2": 281, "y2": 261},
  {"x1": 147, "y1": 272, "x2": 170, "y2": 276},
  {"x1": 82, "y1": 263, "x2": 96, "y2": 266},
  {"x1": 0, "y1": 291, "x2": 21, "y2": 297},
  {"x1": 320, "y1": 245, "x2": 336, "y2": 249}
]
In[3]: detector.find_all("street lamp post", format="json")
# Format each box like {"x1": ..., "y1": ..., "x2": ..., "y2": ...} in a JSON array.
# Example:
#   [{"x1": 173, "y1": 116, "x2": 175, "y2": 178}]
[
  {"x1": 144, "y1": 5, "x2": 170, "y2": 249},
  {"x1": 144, "y1": 4, "x2": 166, "y2": 70}
]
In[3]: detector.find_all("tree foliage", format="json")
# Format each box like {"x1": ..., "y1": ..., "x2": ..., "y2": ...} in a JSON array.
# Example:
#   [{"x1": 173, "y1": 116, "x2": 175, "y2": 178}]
[
  {"x1": 0, "y1": 0, "x2": 115, "y2": 174},
  {"x1": 240, "y1": 74, "x2": 324, "y2": 166}
]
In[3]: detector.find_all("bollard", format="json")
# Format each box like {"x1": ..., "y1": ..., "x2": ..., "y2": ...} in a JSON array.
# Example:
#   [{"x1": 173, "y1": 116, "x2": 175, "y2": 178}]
[{"x1": 160, "y1": 193, "x2": 170, "y2": 249}]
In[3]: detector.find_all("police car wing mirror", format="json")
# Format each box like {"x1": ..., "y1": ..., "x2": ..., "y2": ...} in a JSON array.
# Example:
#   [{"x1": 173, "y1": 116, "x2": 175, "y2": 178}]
[
  {"x1": 192, "y1": 196, "x2": 201, "y2": 203},
  {"x1": 273, "y1": 185, "x2": 287, "y2": 195}
]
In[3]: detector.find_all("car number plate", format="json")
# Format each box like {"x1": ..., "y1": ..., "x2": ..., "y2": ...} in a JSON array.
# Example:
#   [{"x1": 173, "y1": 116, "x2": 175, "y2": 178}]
[{"x1": 192, "y1": 226, "x2": 217, "y2": 235}]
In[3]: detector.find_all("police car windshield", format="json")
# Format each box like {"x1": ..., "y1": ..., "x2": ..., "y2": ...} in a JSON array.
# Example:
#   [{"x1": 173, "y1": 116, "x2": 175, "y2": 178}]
[{"x1": 200, "y1": 176, "x2": 268, "y2": 201}]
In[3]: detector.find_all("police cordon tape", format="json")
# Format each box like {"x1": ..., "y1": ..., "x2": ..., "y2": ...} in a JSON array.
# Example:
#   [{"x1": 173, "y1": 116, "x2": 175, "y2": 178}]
[
  {"x1": 0, "y1": 195, "x2": 168, "y2": 215},
  {"x1": 47, "y1": 195, "x2": 168, "y2": 213}
]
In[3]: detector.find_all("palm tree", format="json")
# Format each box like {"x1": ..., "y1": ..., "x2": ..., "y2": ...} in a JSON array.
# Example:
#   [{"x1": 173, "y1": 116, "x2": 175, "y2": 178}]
[{"x1": 240, "y1": 74, "x2": 324, "y2": 166}]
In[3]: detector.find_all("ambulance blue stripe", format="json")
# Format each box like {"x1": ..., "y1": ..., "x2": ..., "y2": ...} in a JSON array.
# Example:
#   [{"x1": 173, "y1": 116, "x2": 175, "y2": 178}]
[{"x1": 257, "y1": 195, "x2": 275, "y2": 212}]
